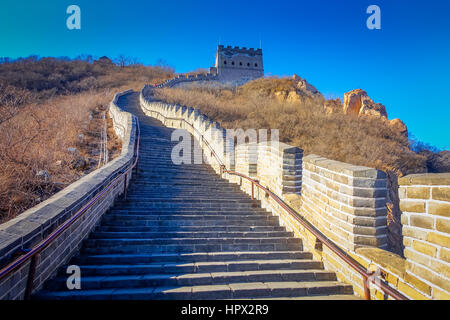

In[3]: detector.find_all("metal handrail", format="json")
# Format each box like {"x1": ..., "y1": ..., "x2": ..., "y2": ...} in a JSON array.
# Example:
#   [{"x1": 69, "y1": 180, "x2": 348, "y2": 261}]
[
  {"x1": 0, "y1": 115, "x2": 140, "y2": 300},
  {"x1": 143, "y1": 97, "x2": 408, "y2": 300}
]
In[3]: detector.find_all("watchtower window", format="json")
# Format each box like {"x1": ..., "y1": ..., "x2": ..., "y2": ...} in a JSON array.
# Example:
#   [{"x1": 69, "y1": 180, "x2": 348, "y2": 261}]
[
  {"x1": 231, "y1": 61, "x2": 235, "y2": 65},
  {"x1": 254, "y1": 63, "x2": 258, "y2": 67},
  {"x1": 224, "y1": 60, "x2": 227, "y2": 65},
  {"x1": 247, "y1": 63, "x2": 250, "y2": 67},
  {"x1": 239, "y1": 62, "x2": 242, "y2": 66}
]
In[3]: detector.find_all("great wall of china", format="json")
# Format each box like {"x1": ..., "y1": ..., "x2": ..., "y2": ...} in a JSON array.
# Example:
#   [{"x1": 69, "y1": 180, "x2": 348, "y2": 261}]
[{"x1": 0, "y1": 80, "x2": 448, "y2": 300}]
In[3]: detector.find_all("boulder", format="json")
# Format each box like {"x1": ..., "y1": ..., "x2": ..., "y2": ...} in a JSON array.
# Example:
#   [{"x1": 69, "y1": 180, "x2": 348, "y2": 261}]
[{"x1": 343, "y1": 89, "x2": 387, "y2": 119}]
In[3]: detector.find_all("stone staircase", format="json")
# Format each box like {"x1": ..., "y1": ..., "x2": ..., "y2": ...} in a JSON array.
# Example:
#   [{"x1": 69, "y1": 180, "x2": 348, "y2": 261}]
[{"x1": 34, "y1": 92, "x2": 357, "y2": 300}]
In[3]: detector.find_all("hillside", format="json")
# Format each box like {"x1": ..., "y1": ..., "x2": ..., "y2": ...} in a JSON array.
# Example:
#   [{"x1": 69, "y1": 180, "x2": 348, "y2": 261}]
[{"x1": 0, "y1": 56, "x2": 173, "y2": 222}]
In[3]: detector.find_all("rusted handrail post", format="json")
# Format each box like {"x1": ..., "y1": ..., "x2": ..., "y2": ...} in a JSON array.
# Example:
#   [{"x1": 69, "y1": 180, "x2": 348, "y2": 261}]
[
  {"x1": 123, "y1": 173, "x2": 128, "y2": 200},
  {"x1": 24, "y1": 255, "x2": 37, "y2": 300}
]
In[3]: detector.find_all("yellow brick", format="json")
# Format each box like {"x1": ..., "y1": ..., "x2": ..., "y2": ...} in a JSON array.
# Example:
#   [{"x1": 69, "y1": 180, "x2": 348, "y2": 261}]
[
  {"x1": 407, "y1": 262, "x2": 450, "y2": 292},
  {"x1": 413, "y1": 240, "x2": 438, "y2": 258},
  {"x1": 405, "y1": 272, "x2": 432, "y2": 295},
  {"x1": 436, "y1": 218, "x2": 450, "y2": 234},
  {"x1": 440, "y1": 247, "x2": 450, "y2": 263},
  {"x1": 428, "y1": 202, "x2": 450, "y2": 218},
  {"x1": 401, "y1": 214, "x2": 409, "y2": 225},
  {"x1": 403, "y1": 237, "x2": 412, "y2": 247},
  {"x1": 407, "y1": 187, "x2": 431, "y2": 200},
  {"x1": 427, "y1": 232, "x2": 450, "y2": 248},
  {"x1": 432, "y1": 287, "x2": 450, "y2": 300},
  {"x1": 410, "y1": 215, "x2": 434, "y2": 229},
  {"x1": 403, "y1": 226, "x2": 428, "y2": 241},
  {"x1": 432, "y1": 187, "x2": 450, "y2": 202},
  {"x1": 400, "y1": 201, "x2": 426, "y2": 213},
  {"x1": 398, "y1": 281, "x2": 430, "y2": 300},
  {"x1": 429, "y1": 259, "x2": 450, "y2": 278},
  {"x1": 404, "y1": 248, "x2": 431, "y2": 266}
]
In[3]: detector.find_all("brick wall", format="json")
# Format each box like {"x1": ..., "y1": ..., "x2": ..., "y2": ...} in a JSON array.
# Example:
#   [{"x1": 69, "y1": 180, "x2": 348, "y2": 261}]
[
  {"x1": 301, "y1": 154, "x2": 388, "y2": 252},
  {"x1": 0, "y1": 90, "x2": 137, "y2": 300},
  {"x1": 398, "y1": 173, "x2": 450, "y2": 299}
]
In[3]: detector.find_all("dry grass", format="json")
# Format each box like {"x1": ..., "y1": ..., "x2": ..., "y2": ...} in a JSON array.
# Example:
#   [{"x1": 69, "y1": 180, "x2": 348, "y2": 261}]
[
  {"x1": 0, "y1": 90, "x2": 110, "y2": 222},
  {"x1": 154, "y1": 78, "x2": 427, "y2": 176},
  {"x1": 0, "y1": 58, "x2": 173, "y2": 222}
]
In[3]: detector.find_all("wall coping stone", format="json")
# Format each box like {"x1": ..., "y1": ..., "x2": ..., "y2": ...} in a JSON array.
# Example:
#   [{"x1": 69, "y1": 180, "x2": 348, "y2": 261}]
[
  {"x1": 303, "y1": 154, "x2": 386, "y2": 179},
  {"x1": 399, "y1": 173, "x2": 450, "y2": 186}
]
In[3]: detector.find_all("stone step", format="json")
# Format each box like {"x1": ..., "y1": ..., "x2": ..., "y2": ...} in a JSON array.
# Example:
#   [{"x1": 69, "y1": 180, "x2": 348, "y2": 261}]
[
  {"x1": 97, "y1": 225, "x2": 286, "y2": 232},
  {"x1": 101, "y1": 219, "x2": 280, "y2": 227},
  {"x1": 45, "y1": 269, "x2": 337, "y2": 291},
  {"x1": 81, "y1": 242, "x2": 302, "y2": 254},
  {"x1": 35, "y1": 281, "x2": 353, "y2": 300},
  {"x1": 84, "y1": 237, "x2": 302, "y2": 247},
  {"x1": 108, "y1": 208, "x2": 269, "y2": 214},
  {"x1": 58, "y1": 259, "x2": 322, "y2": 277},
  {"x1": 89, "y1": 231, "x2": 294, "y2": 239},
  {"x1": 104, "y1": 213, "x2": 274, "y2": 221},
  {"x1": 123, "y1": 196, "x2": 255, "y2": 201},
  {"x1": 72, "y1": 251, "x2": 312, "y2": 265}
]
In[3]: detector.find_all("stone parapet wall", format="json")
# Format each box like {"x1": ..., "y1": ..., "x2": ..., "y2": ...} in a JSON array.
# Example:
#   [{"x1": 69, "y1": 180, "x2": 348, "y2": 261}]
[
  {"x1": 398, "y1": 173, "x2": 450, "y2": 299},
  {"x1": 301, "y1": 155, "x2": 389, "y2": 252},
  {"x1": 0, "y1": 90, "x2": 137, "y2": 300}
]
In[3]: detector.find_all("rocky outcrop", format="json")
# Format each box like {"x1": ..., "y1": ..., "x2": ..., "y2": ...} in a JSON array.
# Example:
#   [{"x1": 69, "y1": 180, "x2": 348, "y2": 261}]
[
  {"x1": 389, "y1": 118, "x2": 408, "y2": 136},
  {"x1": 292, "y1": 74, "x2": 320, "y2": 96},
  {"x1": 343, "y1": 89, "x2": 387, "y2": 118},
  {"x1": 324, "y1": 98, "x2": 342, "y2": 115},
  {"x1": 342, "y1": 89, "x2": 408, "y2": 137}
]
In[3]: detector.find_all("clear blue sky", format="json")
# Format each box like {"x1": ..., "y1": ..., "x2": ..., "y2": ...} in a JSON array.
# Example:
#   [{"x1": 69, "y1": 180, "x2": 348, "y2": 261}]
[{"x1": 0, "y1": 0, "x2": 449, "y2": 149}]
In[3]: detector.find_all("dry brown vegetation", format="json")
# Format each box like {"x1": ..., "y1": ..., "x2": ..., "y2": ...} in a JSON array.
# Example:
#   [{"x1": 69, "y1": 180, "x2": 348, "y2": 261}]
[
  {"x1": 154, "y1": 77, "x2": 427, "y2": 176},
  {"x1": 0, "y1": 56, "x2": 173, "y2": 222}
]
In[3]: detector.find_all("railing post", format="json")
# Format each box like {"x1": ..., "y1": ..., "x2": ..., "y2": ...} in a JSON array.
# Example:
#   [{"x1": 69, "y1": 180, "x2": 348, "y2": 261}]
[
  {"x1": 251, "y1": 181, "x2": 254, "y2": 200},
  {"x1": 24, "y1": 255, "x2": 38, "y2": 300},
  {"x1": 363, "y1": 275, "x2": 371, "y2": 300},
  {"x1": 123, "y1": 173, "x2": 127, "y2": 200}
]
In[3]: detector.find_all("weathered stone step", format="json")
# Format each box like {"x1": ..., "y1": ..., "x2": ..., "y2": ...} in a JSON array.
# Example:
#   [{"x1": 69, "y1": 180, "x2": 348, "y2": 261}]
[
  {"x1": 97, "y1": 225, "x2": 285, "y2": 232},
  {"x1": 101, "y1": 218, "x2": 280, "y2": 227},
  {"x1": 108, "y1": 208, "x2": 269, "y2": 214},
  {"x1": 123, "y1": 196, "x2": 255, "y2": 201},
  {"x1": 103, "y1": 214, "x2": 277, "y2": 222},
  {"x1": 82, "y1": 242, "x2": 302, "y2": 254},
  {"x1": 114, "y1": 202, "x2": 261, "y2": 209},
  {"x1": 59, "y1": 259, "x2": 322, "y2": 277},
  {"x1": 45, "y1": 269, "x2": 336, "y2": 291},
  {"x1": 72, "y1": 251, "x2": 312, "y2": 265},
  {"x1": 84, "y1": 237, "x2": 302, "y2": 247},
  {"x1": 90, "y1": 231, "x2": 294, "y2": 239},
  {"x1": 35, "y1": 281, "x2": 352, "y2": 300}
]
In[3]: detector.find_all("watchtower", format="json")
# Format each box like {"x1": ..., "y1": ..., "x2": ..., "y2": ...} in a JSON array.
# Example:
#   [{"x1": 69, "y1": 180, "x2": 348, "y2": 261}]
[{"x1": 211, "y1": 45, "x2": 264, "y2": 82}]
